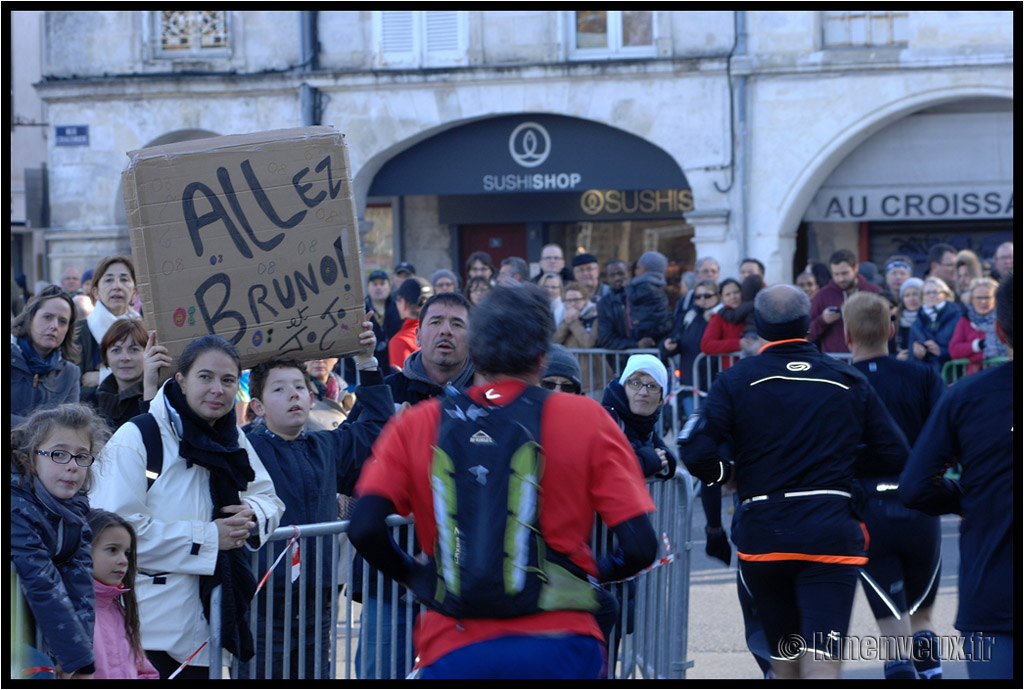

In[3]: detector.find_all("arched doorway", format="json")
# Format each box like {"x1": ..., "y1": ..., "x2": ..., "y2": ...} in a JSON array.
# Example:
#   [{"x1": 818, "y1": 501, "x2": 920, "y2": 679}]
[
  {"x1": 790, "y1": 96, "x2": 1012, "y2": 278},
  {"x1": 362, "y1": 113, "x2": 695, "y2": 284}
]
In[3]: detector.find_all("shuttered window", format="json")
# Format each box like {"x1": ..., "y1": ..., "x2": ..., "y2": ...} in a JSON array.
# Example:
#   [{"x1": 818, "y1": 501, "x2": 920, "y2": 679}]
[
  {"x1": 375, "y1": 11, "x2": 467, "y2": 67},
  {"x1": 822, "y1": 12, "x2": 909, "y2": 48}
]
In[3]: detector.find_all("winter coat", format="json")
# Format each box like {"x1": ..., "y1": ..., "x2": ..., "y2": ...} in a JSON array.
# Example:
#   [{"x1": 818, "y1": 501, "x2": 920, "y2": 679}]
[
  {"x1": 245, "y1": 376, "x2": 393, "y2": 593},
  {"x1": 93, "y1": 375, "x2": 145, "y2": 432},
  {"x1": 661, "y1": 303, "x2": 714, "y2": 388},
  {"x1": 948, "y1": 308, "x2": 1008, "y2": 375},
  {"x1": 11, "y1": 471, "x2": 95, "y2": 675},
  {"x1": 554, "y1": 303, "x2": 612, "y2": 397},
  {"x1": 601, "y1": 379, "x2": 677, "y2": 480},
  {"x1": 808, "y1": 277, "x2": 882, "y2": 353},
  {"x1": 909, "y1": 302, "x2": 962, "y2": 374},
  {"x1": 89, "y1": 383, "x2": 284, "y2": 667},
  {"x1": 10, "y1": 335, "x2": 81, "y2": 427},
  {"x1": 92, "y1": 580, "x2": 160, "y2": 679},
  {"x1": 599, "y1": 275, "x2": 673, "y2": 349},
  {"x1": 700, "y1": 311, "x2": 745, "y2": 370}
]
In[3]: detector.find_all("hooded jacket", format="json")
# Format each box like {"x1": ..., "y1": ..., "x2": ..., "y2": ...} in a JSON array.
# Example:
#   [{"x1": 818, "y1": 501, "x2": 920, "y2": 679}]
[
  {"x1": 11, "y1": 471, "x2": 95, "y2": 675},
  {"x1": 92, "y1": 580, "x2": 160, "y2": 679}
]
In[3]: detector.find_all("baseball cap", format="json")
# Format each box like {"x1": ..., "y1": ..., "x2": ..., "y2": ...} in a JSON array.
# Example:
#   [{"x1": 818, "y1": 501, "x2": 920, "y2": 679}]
[{"x1": 394, "y1": 261, "x2": 416, "y2": 276}]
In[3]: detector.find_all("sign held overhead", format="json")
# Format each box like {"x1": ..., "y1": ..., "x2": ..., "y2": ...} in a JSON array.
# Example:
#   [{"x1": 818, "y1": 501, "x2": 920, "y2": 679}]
[{"x1": 122, "y1": 126, "x2": 366, "y2": 373}]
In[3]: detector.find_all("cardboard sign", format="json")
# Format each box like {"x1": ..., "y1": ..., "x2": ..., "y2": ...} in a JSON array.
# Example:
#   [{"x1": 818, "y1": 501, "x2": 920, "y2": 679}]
[{"x1": 122, "y1": 126, "x2": 365, "y2": 372}]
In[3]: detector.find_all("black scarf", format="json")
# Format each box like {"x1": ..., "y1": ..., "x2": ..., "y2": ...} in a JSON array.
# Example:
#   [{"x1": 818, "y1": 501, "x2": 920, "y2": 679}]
[{"x1": 165, "y1": 380, "x2": 257, "y2": 663}]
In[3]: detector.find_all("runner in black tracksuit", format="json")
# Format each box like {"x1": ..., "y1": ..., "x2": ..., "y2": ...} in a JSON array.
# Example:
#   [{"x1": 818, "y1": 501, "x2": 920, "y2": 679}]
[
  {"x1": 844, "y1": 290, "x2": 947, "y2": 679},
  {"x1": 899, "y1": 275, "x2": 1014, "y2": 681},
  {"x1": 679, "y1": 285, "x2": 908, "y2": 679}
]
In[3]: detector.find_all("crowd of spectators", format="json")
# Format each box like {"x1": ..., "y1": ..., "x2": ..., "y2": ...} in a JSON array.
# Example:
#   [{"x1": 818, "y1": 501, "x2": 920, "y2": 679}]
[{"x1": 11, "y1": 238, "x2": 1013, "y2": 679}]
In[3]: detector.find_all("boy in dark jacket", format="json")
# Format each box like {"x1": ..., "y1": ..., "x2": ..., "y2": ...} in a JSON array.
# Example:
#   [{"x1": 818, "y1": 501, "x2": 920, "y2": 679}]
[{"x1": 240, "y1": 325, "x2": 394, "y2": 679}]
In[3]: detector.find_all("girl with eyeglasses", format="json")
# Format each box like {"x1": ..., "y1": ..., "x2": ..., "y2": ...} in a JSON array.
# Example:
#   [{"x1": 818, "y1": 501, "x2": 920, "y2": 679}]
[
  {"x1": 11, "y1": 285, "x2": 82, "y2": 426},
  {"x1": 12, "y1": 403, "x2": 111, "y2": 680}
]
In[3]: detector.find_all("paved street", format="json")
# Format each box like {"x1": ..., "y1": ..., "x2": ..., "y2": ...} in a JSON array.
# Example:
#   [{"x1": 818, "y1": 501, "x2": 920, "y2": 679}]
[{"x1": 684, "y1": 487, "x2": 968, "y2": 680}]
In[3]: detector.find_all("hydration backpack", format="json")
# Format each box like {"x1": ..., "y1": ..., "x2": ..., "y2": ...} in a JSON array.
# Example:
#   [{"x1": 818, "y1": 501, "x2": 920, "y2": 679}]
[{"x1": 411, "y1": 385, "x2": 601, "y2": 619}]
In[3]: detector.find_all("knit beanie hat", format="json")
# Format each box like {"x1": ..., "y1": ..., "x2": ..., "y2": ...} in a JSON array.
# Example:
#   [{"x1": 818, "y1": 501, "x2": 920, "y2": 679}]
[
  {"x1": 431, "y1": 269, "x2": 460, "y2": 290},
  {"x1": 618, "y1": 354, "x2": 668, "y2": 395},
  {"x1": 899, "y1": 277, "x2": 924, "y2": 301},
  {"x1": 637, "y1": 251, "x2": 669, "y2": 276},
  {"x1": 542, "y1": 344, "x2": 583, "y2": 391}
]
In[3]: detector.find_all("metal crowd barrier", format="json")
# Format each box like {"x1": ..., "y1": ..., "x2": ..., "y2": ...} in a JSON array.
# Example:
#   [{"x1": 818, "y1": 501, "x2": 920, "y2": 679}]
[{"x1": 205, "y1": 469, "x2": 696, "y2": 680}]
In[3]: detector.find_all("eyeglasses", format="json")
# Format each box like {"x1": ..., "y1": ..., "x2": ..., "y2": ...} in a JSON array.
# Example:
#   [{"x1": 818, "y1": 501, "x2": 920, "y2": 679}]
[
  {"x1": 36, "y1": 449, "x2": 95, "y2": 467},
  {"x1": 541, "y1": 380, "x2": 579, "y2": 394},
  {"x1": 693, "y1": 293, "x2": 716, "y2": 300},
  {"x1": 625, "y1": 379, "x2": 661, "y2": 393}
]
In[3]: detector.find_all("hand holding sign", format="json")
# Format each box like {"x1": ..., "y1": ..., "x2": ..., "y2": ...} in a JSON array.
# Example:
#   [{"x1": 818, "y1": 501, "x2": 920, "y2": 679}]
[{"x1": 142, "y1": 331, "x2": 173, "y2": 401}]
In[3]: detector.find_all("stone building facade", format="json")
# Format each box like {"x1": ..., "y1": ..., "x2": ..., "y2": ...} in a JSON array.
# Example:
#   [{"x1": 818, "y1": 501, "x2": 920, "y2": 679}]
[{"x1": 18, "y1": 11, "x2": 1014, "y2": 289}]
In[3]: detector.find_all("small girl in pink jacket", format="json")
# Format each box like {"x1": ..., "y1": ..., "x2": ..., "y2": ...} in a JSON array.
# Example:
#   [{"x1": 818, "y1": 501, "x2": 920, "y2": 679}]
[{"x1": 88, "y1": 510, "x2": 160, "y2": 680}]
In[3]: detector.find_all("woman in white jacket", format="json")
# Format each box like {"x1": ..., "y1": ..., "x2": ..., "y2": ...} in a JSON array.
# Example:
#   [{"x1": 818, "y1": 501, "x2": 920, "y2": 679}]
[{"x1": 91, "y1": 335, "x2": 284, "y2": 679}]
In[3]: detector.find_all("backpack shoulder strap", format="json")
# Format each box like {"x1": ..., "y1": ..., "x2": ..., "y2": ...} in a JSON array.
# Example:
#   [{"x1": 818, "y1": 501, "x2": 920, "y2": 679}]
[{"x1": 129, "y1": 413, "x2": 163, "y2": 491}]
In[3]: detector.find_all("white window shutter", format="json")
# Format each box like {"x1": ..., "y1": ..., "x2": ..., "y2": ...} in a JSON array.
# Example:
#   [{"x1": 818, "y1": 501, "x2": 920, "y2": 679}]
[
  {"x1": 379, "y1": 11, "x2": 417, "y2": 66},
  {"x1": 423, "y1": 11, "x2": 466, "y2": 66}
]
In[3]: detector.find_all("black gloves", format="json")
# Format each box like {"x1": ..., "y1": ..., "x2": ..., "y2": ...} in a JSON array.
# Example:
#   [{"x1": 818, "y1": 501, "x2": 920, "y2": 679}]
[{"x1": 705, "y1": 526, "x2": 732, "y2": 567}]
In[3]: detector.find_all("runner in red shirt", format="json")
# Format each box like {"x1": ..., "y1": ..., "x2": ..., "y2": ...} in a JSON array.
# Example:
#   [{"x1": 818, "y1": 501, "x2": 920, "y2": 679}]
[{"x1": 351, "y1": 284, "x2": 657, "y2": 679}]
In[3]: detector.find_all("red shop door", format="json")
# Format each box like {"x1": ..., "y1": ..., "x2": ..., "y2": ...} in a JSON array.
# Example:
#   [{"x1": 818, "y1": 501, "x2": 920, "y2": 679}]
[{"x1": 458, "y1": 224, "x2": 527, "y2": 275}]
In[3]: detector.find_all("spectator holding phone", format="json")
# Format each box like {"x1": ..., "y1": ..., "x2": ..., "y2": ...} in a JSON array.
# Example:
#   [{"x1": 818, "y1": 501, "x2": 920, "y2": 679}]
[{"x1": 809, "y1": 249, "x2": 882, "y2": 353}]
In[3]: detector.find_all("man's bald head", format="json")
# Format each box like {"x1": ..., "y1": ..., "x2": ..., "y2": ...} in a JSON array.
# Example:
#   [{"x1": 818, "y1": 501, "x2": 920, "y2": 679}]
[{"x1": 753, "y1": 284, "x2": 811, "y2": 341}]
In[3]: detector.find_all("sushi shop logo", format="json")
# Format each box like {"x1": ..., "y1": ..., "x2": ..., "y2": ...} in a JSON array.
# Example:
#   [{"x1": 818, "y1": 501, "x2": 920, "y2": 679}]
[{"x1": 509, "y1": 122, "x2": 551, "y2": 168}]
